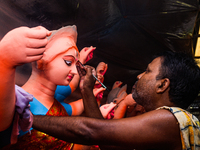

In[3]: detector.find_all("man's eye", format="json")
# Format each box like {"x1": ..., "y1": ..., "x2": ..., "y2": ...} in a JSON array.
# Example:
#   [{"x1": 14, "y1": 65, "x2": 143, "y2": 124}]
[{"x1": 64, "y1": 60, "x2": 72, "y2": 66}]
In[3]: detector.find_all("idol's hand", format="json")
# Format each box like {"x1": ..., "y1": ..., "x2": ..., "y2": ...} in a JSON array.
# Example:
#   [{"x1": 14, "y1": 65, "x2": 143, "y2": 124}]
[
  {"x1": 124, "y1": 94, "x2": 146, "y2": 117},
  {"x1": 79, "y1": 46, "x2": 96, "y2": 64},
  {"x1": 79, "y1": 66, "x2": 96, "y2": 92},
  {"x1": 0, "y1": 26, "x2": 51, "y2": 67},
  {"x1": 100, "y1": 103, "x2": 116, "y2": 118},
  {"x1": 122, "y1": 94, "x2": 137, "y2": 107},
  {"x1": 93, "y1": 87, "x2": 105, "y2": 97},
  {"x1": 112, "y1": 81, "x2": 123, "y2": 89}
]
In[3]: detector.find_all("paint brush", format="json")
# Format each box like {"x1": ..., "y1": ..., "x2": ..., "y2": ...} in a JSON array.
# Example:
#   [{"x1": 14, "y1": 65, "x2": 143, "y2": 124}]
[
  {"x1": 76, "y1": 60, "x2": 109, "y2": 91},
  {"x1": 92, "y1": 74, "x2": 109, "y2": 91}
]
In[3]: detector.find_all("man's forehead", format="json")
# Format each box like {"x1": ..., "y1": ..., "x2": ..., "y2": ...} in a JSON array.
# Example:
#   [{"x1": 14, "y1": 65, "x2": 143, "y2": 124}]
[{"x1": 148, "y1": 57, "x2": 161, "y2": 68}]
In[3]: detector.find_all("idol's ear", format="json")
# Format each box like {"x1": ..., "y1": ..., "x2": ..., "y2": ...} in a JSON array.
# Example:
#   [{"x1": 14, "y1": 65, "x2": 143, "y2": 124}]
[{"x1": 156, "y1": 78, "x2": 170, "y2": 93}]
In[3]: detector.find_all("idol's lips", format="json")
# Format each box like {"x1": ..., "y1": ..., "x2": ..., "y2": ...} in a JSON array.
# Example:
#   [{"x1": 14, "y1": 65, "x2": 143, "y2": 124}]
[{"x1": 67, "y1": 75, "x2": 73, "y2": 80}]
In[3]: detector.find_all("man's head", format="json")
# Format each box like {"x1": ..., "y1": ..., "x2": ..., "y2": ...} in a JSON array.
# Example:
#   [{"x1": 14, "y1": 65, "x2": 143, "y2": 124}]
[
  {"x1": 132, "y1": 51, "x2": 200, "y2": 110},
  {"x1": 156, "y1": 51, "x2": 200, "y2": 109}
]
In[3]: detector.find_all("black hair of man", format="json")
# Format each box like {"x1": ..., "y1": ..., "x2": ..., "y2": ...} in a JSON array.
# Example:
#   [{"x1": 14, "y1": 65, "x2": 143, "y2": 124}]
[{"x1": 155, "y1": 51, "x2": 200, "y2": 109}]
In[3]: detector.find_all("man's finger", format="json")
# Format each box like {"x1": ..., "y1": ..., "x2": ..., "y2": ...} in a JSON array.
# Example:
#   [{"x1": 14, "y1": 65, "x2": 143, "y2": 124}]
[{"x1": 76, "y1": 64, "x2": 86, "y2": 77}]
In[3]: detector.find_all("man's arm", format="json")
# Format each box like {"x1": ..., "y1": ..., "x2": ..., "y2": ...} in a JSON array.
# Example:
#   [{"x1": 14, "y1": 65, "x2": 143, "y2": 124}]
[
  {"x1": 33, "y1": 109, "x2": 181, "y2": 149},
  {"x1": 79, "y1": 66, "x2": 103, "y2": 118},
  {"x1": 69, "y1": 87, "x2": 105, "y2": 116}
]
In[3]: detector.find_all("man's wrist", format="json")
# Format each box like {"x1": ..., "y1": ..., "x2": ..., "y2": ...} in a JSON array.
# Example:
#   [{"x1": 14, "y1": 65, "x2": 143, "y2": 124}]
[{"x1": 81, "y1": 86, "x2": 93, "y2": 95}]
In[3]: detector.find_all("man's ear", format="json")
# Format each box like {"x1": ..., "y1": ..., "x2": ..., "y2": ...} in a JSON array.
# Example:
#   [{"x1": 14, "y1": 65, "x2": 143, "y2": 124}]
[{"x1": 156, "y1": 78, "x2": 170, "y2": 93}]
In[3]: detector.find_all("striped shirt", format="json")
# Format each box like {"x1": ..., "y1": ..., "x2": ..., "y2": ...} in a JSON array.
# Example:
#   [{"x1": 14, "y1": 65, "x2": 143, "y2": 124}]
[{"x1": 157, "y1": 106, "x2": 200, "y2": 150}]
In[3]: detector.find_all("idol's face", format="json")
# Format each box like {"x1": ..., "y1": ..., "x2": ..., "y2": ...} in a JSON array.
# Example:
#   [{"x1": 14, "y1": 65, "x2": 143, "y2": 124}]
[
  {"x1": 132, "y1": 57, "x2": 161, "y2": 111},
  {"x1": 44, "y1": 37, "x2": 79, "y2": 86}
]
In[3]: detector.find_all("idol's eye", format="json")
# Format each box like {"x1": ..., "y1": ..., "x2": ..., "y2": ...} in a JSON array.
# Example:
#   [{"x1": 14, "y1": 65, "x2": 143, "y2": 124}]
[{"x1": 64, "y1": 60, "x2": 72, "y2": 66}]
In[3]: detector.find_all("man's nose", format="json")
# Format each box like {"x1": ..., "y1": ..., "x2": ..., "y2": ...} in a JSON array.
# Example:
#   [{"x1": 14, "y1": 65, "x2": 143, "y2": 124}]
[{"x1": 137, "y1": 72, "x2": 145, "y2": 79}]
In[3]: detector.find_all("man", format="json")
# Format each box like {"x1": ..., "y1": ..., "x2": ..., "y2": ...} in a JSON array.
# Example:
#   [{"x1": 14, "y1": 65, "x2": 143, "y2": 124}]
[{"x1": 33, "y1": 51, "x2": 200, "y2": 150}]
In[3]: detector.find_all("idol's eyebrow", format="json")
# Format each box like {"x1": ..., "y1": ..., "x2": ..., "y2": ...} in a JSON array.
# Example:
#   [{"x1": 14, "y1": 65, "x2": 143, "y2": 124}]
[{"x1": 63, "y1": 55, "x2": 76, "y2": 61}]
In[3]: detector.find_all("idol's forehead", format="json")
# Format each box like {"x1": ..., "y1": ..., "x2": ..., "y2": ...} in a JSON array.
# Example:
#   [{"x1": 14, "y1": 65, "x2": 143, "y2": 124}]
[
  {"x1": 48, "y1": 37, "x2": 75, "y2": 51},
  {"x1": 47, "y1": 25, "x2": 77, "y2": 43},
  {"x1": 43, "y1": 26, "x2": 79, "y2": 63},
  {"x1": 62, "y1": 48, "x2": 79, "y2": 60}
]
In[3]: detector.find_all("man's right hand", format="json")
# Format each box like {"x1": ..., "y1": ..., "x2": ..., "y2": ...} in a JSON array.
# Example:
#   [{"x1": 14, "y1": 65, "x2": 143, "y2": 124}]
[
  {"x1": 79, "y1": 66, "x2": 104, "y2": 119},
  {"x1": 79, "y1": 66, "x2": 96, "y2": 93},
  {"x1": 0, "y1": 26, "x2": 51, "y2": 68}
]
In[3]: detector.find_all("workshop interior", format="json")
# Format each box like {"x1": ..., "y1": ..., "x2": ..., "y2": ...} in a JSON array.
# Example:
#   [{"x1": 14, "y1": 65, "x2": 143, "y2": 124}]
[{"x1": 0, "y1": 0, "x2": 199, "y2": 118}]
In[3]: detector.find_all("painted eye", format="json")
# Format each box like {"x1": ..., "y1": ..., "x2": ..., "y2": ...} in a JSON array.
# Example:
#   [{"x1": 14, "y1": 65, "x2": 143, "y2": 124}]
[
  {"x1": 64, "y1": 60, "x2": 72, "y2": 66},
  {"x1": 113, "y1": 100, "x2": 117, "y2": 103}
]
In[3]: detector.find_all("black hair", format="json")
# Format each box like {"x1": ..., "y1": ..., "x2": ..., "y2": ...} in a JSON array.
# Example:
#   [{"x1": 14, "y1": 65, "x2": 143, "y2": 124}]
[{"x1": 155, "y1": 51, "x2": 200, "y2": 109}]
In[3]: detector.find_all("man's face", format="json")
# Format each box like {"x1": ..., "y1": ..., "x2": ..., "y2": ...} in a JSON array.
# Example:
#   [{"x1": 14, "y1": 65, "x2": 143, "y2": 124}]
[{"x1": 132, "y1": 57, "x2": 161, "y2": 111}]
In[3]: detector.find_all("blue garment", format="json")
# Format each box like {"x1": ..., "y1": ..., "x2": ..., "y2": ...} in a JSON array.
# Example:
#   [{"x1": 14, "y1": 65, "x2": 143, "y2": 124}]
[
  {"x1": 55, "y1": 85, "x2": 72, "y2": 102},
  {"x1": 1, "y1": 85, "x2": 33, "y2": 148},
  {"x1": 19, "y1": 85, "x2": 73, "y2": 137},
  {"x1": 19, "y1": 96, "x2": 72, "y2": 137},
  {"x1": 54, "y1": 85, "x2": 73, "y2": 115},
  {"x1": 1, "y1": 85, "x2": 73, "y2": 144}
]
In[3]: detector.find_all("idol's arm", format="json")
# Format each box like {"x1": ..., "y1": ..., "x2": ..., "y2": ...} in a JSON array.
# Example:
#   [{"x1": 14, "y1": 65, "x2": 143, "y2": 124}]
[
  {"x1": 0, "y1": 26, "x2": 49, "y2": 131},
  {"x1": 0, "y1": 59, "x2": 16, "y2": 131}
]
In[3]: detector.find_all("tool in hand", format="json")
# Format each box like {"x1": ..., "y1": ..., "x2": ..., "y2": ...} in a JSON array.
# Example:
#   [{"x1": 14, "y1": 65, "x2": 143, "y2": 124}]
[{"x1": 76, "y1": 60, "x2": 109, "y2": 91}]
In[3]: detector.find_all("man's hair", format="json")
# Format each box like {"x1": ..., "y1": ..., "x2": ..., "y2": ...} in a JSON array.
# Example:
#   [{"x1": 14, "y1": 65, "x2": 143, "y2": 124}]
[{"x1": 156, "y1": 51, "x2": 200, "y2": 109}]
